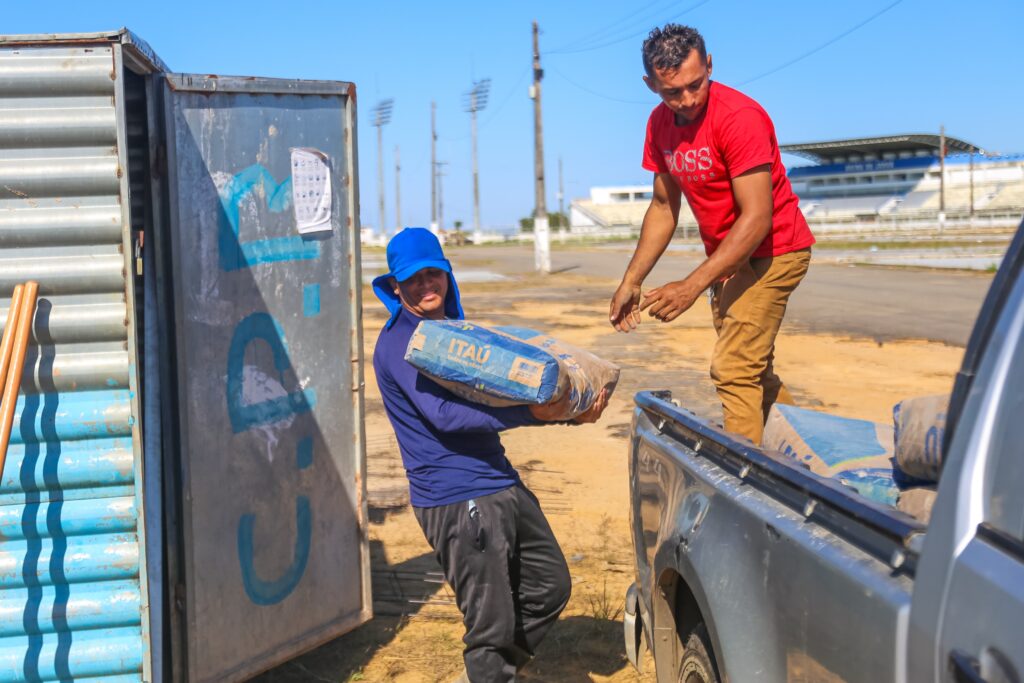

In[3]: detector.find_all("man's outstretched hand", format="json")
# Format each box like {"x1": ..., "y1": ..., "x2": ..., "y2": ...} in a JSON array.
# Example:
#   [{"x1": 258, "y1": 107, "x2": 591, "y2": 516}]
[
  {"x1": 609, "y1": 281, "x2": 642, "y2": 332},
  {"x1": 640, "y1": 279, "x2": 703, "y2": 323}
]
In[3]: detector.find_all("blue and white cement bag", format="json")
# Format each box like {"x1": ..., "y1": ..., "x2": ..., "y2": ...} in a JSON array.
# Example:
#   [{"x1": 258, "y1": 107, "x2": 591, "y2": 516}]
[
  {"x1": 405, "y1": 320, "x2": 619, "y2": 418},
  {"x1": 763, "y1": 404, "x2": 900, "y2": 506},
  {"x1": 892, "y1": 394, "x2": 947, "y2": 482}
]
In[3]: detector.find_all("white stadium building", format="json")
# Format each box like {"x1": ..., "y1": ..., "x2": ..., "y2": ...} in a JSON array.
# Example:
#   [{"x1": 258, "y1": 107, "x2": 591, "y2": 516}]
[{"x1": 570, "y1": 134, "x2": 1024, "y2": 234}]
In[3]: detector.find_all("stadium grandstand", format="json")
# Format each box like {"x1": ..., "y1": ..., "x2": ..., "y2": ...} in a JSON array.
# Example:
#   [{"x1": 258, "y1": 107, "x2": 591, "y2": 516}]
[{"x1": 570, "y1": 133, "x2": 1024, "y2": 234}]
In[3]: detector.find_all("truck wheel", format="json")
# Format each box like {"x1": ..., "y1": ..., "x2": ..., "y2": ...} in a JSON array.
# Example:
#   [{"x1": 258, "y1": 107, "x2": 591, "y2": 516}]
[{"x1": 678, "y1": 623, "x2": 719, "y2": 683}]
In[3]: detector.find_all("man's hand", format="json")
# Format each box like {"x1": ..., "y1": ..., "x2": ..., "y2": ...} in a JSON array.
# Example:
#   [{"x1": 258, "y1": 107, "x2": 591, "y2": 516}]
[
  {"x1": 529, "y1": 391, "x2": 572, "y2": 422},
  {"x1": 640, "y1": 279, "x2": 703, "y2": 323},
  {"x1": 573, "y1": 389, "x2": 609, "y2": 424},
  {"x1": 609, "y1": 281, "x2": 642, "y2": 332}
]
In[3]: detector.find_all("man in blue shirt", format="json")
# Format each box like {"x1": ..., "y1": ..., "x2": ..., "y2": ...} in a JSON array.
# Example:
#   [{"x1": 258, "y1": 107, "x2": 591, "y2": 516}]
[{"x1": 372, "y1": 228, "x2": 608, "y2": 681}]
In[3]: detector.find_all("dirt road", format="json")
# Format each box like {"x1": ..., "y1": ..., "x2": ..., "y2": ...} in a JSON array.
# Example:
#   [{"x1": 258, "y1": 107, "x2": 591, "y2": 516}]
[
  {"x1": 438, "y1": 244, "x2": 995, "y2": 345},
  {"x1": 256, "y1": 260, "x2": 978, "y2": 682}
]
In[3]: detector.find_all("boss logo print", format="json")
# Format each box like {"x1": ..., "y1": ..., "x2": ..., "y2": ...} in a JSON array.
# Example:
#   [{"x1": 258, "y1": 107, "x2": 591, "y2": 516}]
[{"x1": 663, "y1": 146, "x2": 717, "y2": 183}]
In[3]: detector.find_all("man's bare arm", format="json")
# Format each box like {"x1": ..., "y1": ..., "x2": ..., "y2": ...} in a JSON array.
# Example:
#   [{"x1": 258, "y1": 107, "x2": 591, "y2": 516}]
[
  {"x1": 609, "y1": 173, "x2": 681, "y2": 332},
  {"x1": 641, "y1": 164, "x2": 773, "y2": 322},
  {"x1": 622, "y1": 172, "x2": 682, "y2": 286}
]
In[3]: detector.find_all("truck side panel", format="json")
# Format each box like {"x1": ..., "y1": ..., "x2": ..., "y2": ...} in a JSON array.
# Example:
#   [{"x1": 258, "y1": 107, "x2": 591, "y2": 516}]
[{"x1": 633, "y1": 409, "x2": 912, "y2": 682}]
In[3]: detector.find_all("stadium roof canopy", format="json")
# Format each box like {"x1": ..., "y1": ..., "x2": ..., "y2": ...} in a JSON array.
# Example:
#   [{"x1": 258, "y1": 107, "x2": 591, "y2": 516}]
[{"x1": 781, "y1": 134, "x2": 983, "y2": 164}]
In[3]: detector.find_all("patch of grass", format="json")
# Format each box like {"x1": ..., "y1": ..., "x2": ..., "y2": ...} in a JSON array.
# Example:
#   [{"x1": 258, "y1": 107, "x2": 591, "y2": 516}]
[
  {"x1": 584, "y1": 578, "x2": 624, "y2": 623},
  {"x1": 426, "y1": 629, "x2": 462, "y2": 652},
  {"x1": 383, "y1": 658, "x2": 406, "y2": 679}
]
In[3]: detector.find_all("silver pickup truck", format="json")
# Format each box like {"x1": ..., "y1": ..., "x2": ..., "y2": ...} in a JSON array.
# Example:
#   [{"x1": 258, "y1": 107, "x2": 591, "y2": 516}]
[{"x1": 623, "y1": 222, "x2": 1024, "y2": 683}]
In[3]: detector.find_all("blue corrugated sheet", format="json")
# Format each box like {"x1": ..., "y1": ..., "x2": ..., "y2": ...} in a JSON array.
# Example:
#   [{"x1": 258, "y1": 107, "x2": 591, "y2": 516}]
[
  {"x1": 0, "y1": 41, "x2": 146, "y2": 682},
  {"x1": 0, "y1": 390, "x2": 143, "y2": 680}
]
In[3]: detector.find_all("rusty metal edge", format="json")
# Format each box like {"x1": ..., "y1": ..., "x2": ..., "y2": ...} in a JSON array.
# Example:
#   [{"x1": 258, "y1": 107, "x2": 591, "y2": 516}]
[
  {"x1": 344, "y1": 78, "x2": 373, "y2": 628},
  {"x1": 0, "y1": 27, "x2": 169, "y2": 73},
  {"x1": 163, "y1": 72, "x2": 354, "y2": 96}
]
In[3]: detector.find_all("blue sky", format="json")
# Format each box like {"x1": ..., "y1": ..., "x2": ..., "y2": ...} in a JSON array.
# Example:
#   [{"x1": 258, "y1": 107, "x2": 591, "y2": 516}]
[{"x1": 6, "y1": 0, "x2": 1023, "y2": 231}]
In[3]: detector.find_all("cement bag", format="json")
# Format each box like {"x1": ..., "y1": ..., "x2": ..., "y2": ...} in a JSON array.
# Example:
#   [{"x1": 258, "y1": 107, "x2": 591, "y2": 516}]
[
  {"x1": 763, "y1": 404, "x2": 899, "y2": 506},
  {"x1": 405, "y1": 320, "x2": 620, "y2": 418},
  {"x1": 893, "y1": 394, "x2": 947, "y2": 482},
  {"x1": 896, "y1": 486, "x2": 938, "y2": 524}
]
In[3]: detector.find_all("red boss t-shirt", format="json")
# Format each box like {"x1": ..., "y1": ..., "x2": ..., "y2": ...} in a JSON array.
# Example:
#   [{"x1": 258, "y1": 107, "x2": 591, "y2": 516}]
[{"x1": 642, "y1": 81, "x2": 814, "y2": 258}]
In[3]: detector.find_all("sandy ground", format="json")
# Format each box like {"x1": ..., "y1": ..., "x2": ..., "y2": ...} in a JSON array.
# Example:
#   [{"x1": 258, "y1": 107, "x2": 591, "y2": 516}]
[{"x1": 255, "y1": 270, "x2": 965, "y2": 683}]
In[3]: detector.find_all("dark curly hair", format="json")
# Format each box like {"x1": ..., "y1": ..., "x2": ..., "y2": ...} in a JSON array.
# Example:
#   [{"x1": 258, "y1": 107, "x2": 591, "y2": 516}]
[{"x1": 642, "y1": 24, "x2": 707, "y2": 78}]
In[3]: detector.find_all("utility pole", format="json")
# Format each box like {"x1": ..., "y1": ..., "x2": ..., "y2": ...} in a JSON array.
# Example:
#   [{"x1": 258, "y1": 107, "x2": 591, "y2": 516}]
[
  {"x1": 430, "y1": 101, "x2": 438, "y2": 233},
  {"x1": 558, "y1": 156, "x2": 565, "y2": 225},
  {"x1": 436, "y1": 161, "x2": 449, "y2": 233},
  {"x1": 371, "y1": 98, "x2": 394, "y2": 234},
  {"x1": 465, "y1": 78, "x2": 491, "y2": 244},
  {"x1": 394, "y1": 144, "x2": 402, "y2": 231},
  {"x1": 531, "y1": 20, "x2": 550, "y2": 273},
  {"x1": 969, "y1": 146, "x2": 975, "y2": 218},
  {"x1": 938, "y1": 124, "x2": 946, "y2": 221}
]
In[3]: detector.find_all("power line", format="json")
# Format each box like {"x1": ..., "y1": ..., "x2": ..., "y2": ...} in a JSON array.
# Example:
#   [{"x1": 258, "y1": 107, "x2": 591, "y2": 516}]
[
  {"x1": 550, "y1": 0, "x2": 715, "y2": 55},
  {"x1": 549, "y1": 0, "x2": 679, "y2": 54},
  {"x1": 737, "y1": 0, "x2": 906, "y2": 86},
  {"x1": 546, "y1": 64, "x2": 651, "y2": 105},
  {"x1": 440, "y1": 67, "x2": 530, "y2": 141},
  {"x1": 551, "y1": 0, "x2": 675, "y2": 52},
  {"x1": 479, "y1": 67, "x2": 529, "y2": 128}
]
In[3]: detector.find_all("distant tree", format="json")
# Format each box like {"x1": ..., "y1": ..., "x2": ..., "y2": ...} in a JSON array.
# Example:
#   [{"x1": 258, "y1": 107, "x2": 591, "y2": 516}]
[
  {"x1": 548, "y1": 211, "x2": 569, "y2": 229},
  {"x1": 454, "y1": 220, "x2": 464, "y2": 231},
  {"x1": 519, "y1": 213, "x2": 568, "y2": 232}
]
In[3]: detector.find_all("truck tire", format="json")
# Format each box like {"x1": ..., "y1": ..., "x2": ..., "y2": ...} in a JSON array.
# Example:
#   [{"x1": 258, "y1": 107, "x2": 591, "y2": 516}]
[{"x1": 678, "y1": 623, "x2": 719, "y2": 683}]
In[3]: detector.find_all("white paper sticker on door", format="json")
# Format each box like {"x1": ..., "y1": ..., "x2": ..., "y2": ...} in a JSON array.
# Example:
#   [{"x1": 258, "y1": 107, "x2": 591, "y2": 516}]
[{"x1": 290, "y1": 147, "x2": 333, "y2": 234}]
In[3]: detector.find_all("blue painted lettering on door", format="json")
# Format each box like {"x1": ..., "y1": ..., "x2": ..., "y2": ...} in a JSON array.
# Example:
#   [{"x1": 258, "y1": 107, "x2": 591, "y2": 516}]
[
  {"x1": 237, "y1": 493, "x2": 312, "y2": 605},
  {"x1": 226, "y1": 312, "x2": 316, "y2": 434},
  {"x1": 218, "y1": 164, "x2": 321, "y2": 271}
]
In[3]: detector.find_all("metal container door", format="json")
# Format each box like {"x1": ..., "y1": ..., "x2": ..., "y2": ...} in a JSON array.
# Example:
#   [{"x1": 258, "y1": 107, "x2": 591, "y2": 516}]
[{"x1": 158, "y1": 74, "x2": 368, "y2": 683}]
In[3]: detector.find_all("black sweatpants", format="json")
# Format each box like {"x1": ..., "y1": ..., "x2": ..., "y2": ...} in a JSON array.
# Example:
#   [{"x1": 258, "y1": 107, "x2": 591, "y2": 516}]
[{"x1": 414, "y1": 483, "x2": 571, "y2": 682}]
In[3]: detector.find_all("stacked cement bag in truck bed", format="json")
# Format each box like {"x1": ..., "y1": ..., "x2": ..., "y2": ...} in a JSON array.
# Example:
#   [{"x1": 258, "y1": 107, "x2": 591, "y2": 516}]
[
  {"x1": 763, "y1": 404, "x2": 902, "y2": 506},
  {"x1": 764, "y1": 400, "x2": 946, "y2": 522},
  {"x1": 892, "y1": 394, "x2": 947, "y2": 522},
  {"x1": 405, "y1": 320, "x2": 619, "y2": 420},
  {"x1": 892, "y1": 394, "x2": 947, "y2": 480}
]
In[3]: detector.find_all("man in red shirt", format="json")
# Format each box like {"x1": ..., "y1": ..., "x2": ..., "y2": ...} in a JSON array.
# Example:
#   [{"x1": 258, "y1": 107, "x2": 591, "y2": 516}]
[{"x1": 609, "y1": 24, "x2": 815, "y2": 444}]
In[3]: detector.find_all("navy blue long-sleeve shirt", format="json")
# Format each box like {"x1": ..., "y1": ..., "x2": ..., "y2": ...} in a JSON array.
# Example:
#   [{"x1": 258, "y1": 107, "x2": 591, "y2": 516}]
[{"x1": 372, "y1": 308, "x2": 541, "y2": 507}]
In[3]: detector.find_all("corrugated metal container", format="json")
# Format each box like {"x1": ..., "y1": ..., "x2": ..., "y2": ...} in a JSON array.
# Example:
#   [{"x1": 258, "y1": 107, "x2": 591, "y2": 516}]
[
  {"x1": 0, "y1": 33, "x2": 155, "y2": 683},
  {"x1": 0, "y1": 30, "x2": 368, "y2": 682}
]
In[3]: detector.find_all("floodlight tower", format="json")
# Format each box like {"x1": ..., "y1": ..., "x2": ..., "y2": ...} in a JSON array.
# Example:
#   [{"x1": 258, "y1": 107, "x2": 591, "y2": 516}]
[
  {"x1": 464, "y1": 78, "x2": 491, "y2": 241},
  {"x1": 371, "y1": 98, "x2": 394, "y2": 234}
]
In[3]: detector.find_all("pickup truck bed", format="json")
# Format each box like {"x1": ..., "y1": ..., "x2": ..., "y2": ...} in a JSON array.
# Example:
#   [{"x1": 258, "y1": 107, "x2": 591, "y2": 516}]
[
  {"x1": 628, "y1": 393, "x2": 922, "y2": 681},
  {"x1": 625, "y1": 221, "x2": 1024, "y2": 683}
]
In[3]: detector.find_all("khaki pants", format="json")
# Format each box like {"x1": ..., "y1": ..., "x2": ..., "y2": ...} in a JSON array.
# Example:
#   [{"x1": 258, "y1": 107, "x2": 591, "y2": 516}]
[{"x1": 709, "y1": 248, "x2": 811, "y2": 444}]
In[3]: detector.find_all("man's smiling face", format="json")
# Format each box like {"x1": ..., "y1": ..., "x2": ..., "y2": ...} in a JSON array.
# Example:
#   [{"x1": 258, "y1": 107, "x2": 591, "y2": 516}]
[{"x1": 392, "y1": 267, "x2": 449, "y2": 319}]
